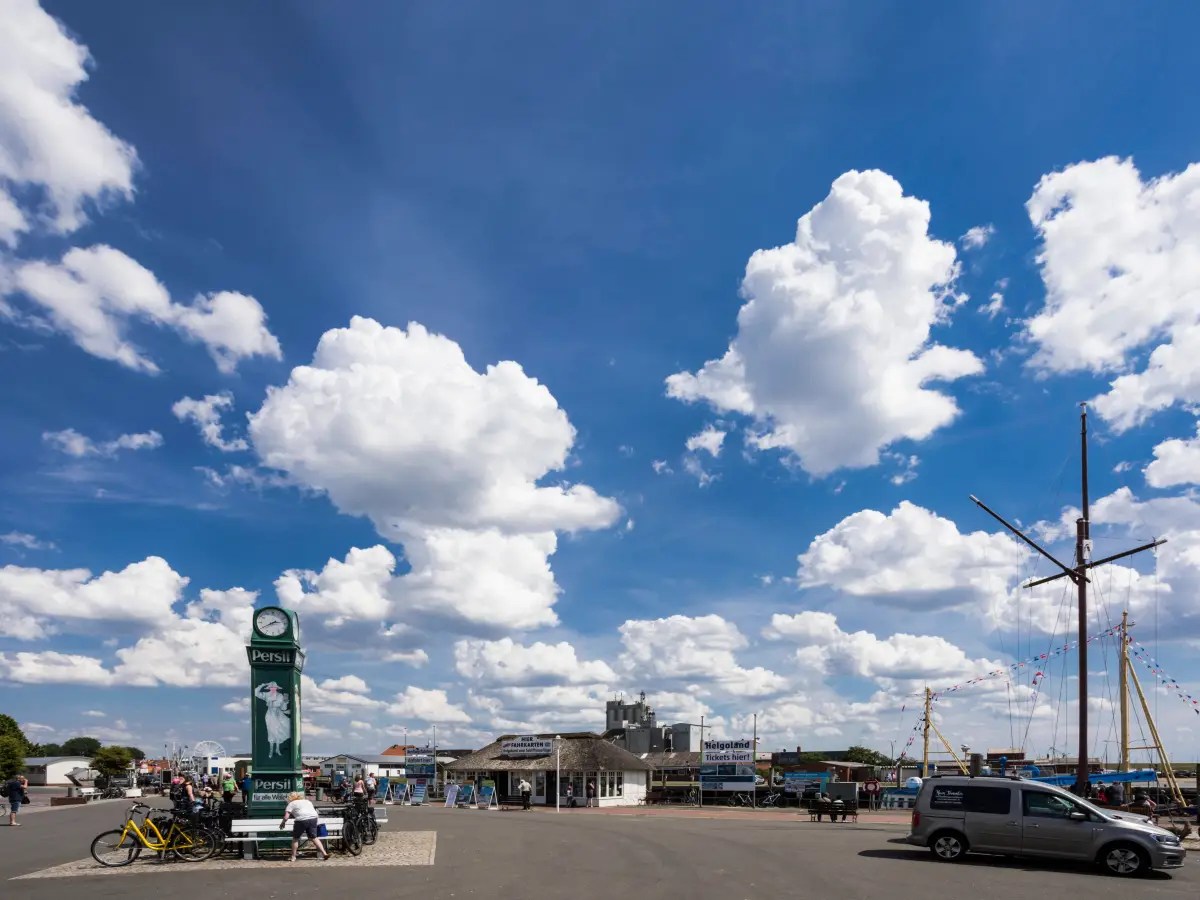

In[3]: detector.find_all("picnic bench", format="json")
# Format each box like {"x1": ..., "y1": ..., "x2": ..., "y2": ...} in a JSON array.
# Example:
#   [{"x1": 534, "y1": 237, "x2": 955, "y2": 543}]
[
  {"x1": 228, "y1": 817, "x2": 344, "y2": 859},
  {"x1": 807, "y1": 799, "x2": 858, "y2": 823}
]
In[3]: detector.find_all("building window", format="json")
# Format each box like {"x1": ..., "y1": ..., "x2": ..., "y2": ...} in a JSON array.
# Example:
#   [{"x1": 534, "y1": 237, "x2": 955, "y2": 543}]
[
  {"x1": 535, "y1": 771, "x2": 546, "y2": 797},
  {"x1": 616, "y1": 773, "x2": 624, "y2": 796}
]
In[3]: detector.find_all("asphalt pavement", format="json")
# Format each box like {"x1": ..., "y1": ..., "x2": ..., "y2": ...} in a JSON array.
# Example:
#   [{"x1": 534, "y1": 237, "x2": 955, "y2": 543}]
[{"x1": 2, "y1": 799, "x2": 1196, "y2": 899}]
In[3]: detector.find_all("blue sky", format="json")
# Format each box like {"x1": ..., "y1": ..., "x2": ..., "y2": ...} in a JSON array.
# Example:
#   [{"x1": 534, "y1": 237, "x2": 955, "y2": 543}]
[{"x1": 3, "y1": 0, "x2": 1200, "y2": 763}]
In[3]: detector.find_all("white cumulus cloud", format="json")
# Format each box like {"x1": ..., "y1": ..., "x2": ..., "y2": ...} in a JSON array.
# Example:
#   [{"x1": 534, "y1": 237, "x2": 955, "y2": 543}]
[
  {"x1": 797, "y1": 501, "x2": 1028, "y2": 608},
  {"x1": 253, "y1": 317, "x2": 620, "y2": 633},
  {"x1": 0, "y1": 0, "x2": 138, "y2": 236},
  {"x1": 1024, "y1": 157, "x2": 1200, "y2": 430},
  {"x1": 391, "y1": 686, "x2": 470, "y2": 724},
  {"x1": 666, "y1": 169, "x2": 981, "y2": 476},
  {"x1": 455, "y1": 637, "x2": 616, "y2": 686},
  {"x1": 1144, "y1": 422, "x2": 1200, "y2": 488},
  {"x1": 618, "y1": 614, "x2": 786, "y2": 698},
  {"x1": 13, "y1": 246, "x2": 281, "y2": 374},
  {"x1": 961, "y1": 224, "x2": 995, "y2": 249},
  {"x1": 172, "y1": 392, "x2": 248, "y2": 452}
]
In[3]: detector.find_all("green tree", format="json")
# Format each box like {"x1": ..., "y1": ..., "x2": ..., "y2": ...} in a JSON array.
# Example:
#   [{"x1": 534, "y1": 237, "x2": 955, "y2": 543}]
[
  {"x1": 31, "y1": 742, "x2": 64, "y2": 756},
  {"x1": 0, "y1": 714, "x2": 32, "y2": 756},
  {"x1": 0, "y1": 735, "x2": 25, "y2": 779},
  {"x1": 844, "y1": 745, "x2": 893, "y2": 767},
  {"x1": 62, "y1": 736, "x2": 102, "y2": 756},
  {"x1": 122, "y1": 746, "x2": 146, "y2": 761},
  {"x1": 92, "y1": 746, "x2": 133, "y2": 777}
]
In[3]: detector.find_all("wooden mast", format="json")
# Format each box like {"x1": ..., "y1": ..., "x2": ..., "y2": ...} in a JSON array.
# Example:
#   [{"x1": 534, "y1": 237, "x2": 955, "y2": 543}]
[{"x1": 1118, "y1": 610, "x2": 1130, "y2": 773}]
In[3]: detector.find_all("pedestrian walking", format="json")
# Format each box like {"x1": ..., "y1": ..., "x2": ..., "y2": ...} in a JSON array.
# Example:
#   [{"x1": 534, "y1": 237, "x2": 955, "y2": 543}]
[
  {"x1": 221, "y1": 773, "x2": 237, "y2": 804},
  {"x1": 279, "y1": 791, "x2": 330, "y2": 862},
  {"x1": 366, "y1": 772, "x2": 378, "y2": 806},
  {"x1": 4, "y1": 773, "x2": 24, "y2": 826},
  {"x1": 565, "y1": 782, "x2": 575, "y2": 808},
  {"x1": 586, "y1": 780, "x2": 596, "y2": 808},
  {"x1": 519, "y1": 778, "x2": 532, "y2": 810},
  {"x1": 241, "y1": 773, "x2": 252, "y2": 802}
]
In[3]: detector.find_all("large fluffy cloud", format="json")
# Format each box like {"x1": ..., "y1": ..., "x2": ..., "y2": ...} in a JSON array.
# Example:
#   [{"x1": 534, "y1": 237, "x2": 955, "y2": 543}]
[
  {"x1": 797, "y1": 501, "x2": 1028, "y2": 608},
  {"x1": 1024, "y1": 157, "x2": 1200, "y2": 430},
  {"x1": 618, "y1": 614, "x2": 786, "y2": 697},
  {"x1": 666, "y1": 170, "x2": 982, "y2": 476},
  {"x1": 0, "y1": 0, "x2": 137, "y2": 235},
  {"x1": 0, "y1": 556, "x2": 187, "y2": 640},
  {"x1": 253, "y1": 317, "x2": 620, "y2": 631}
]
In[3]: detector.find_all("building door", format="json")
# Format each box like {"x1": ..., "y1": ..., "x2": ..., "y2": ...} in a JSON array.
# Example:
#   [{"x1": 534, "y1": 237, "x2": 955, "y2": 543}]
[{"x1": 545, "y1": 770, "x2": 557, "y2": 805}]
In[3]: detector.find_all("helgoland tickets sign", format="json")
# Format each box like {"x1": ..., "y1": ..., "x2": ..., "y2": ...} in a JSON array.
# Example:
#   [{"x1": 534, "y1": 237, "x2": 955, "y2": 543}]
[
  {"x1": 501, "y1": 736, "x2": 554, "y2": 757},
  {"x1": 702, "y1": 738, "x2": 753, "y2": 764}
]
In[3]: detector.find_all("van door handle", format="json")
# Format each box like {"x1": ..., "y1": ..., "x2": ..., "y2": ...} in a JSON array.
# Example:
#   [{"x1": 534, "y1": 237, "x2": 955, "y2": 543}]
[
  {"x1": 1027, "y1": 823, "x2": 1039, "y2": 828},
  {"x1": 1006, "y1": 822, "x2": 1019, "y2": 827}
]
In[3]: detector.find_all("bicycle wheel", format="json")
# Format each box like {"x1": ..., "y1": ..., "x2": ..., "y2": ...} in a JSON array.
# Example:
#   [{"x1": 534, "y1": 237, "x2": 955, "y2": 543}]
[
  {"x1": 362, "y1": 813, "x2": 378, "y2": 845},
  {"x1": 171, "y1": 825, "x2": 219, "y2": 861},
  {"x1": 91, "y1": 829, "x2": 141, "y2": 867},
  {"x1": 342, "y1": 820, "x2": 363, "y2": 856}
]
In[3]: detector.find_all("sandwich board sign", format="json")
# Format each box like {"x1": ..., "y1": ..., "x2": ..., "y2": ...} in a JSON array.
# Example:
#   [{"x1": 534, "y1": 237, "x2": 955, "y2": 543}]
[
  {"x1": 410, "y1": 781, "x2": 427, "y2": 805},
  {"x1": 477, "y1": 783, "x2": 497, "y2": 809},
  {"x1": 443, "y1": 784, "x2": 459, "y2": 807},
  {"x1": 456, "y1": 784, "x2": 476, "y2": 807}
]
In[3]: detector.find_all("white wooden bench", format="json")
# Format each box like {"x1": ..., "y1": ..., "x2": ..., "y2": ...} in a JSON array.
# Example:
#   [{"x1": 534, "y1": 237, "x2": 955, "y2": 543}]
[
  {"x1": 228, "y1": 818, "x2": 344, "y2": 859},
  {"x1": 78, "y1": 787, "x2": 97, "y2": 801}
]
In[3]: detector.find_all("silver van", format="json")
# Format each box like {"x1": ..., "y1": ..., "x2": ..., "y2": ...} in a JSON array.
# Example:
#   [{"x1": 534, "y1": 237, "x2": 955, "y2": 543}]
[{"x1": 905, "y1": 774, "x2": 1186, "y2": 877}]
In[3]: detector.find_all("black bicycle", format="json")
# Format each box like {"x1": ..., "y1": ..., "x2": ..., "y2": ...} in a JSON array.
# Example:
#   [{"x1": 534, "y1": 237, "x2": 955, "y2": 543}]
[{"x1": 343, "y1": 799, "x2": 378, "y2": 846}]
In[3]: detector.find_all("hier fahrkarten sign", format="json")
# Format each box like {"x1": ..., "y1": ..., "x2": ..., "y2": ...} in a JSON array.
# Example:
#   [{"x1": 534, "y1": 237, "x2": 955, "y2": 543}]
[
  {"x1": 501, "y1": 736, "x2": 554, "y2": 757},
  {"x1": 701, "y1": 738, "x2": 753, "y2": 764}
]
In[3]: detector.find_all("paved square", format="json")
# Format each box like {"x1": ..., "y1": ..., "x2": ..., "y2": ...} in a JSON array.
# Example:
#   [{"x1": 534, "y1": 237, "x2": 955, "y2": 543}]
[{"x1": 13, "y1": 830, "x2": 437, "y2": 879}]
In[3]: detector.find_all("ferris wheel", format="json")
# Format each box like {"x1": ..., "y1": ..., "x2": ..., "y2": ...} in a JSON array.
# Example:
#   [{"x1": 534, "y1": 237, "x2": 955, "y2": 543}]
[{"x1": 191, "y1": 740, "x2": 228, "y2": 765}]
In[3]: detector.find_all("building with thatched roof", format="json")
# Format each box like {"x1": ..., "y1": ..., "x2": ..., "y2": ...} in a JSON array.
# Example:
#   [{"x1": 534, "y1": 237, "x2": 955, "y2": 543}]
[{"x1": 446, "y1": 732, "x2": 652, "y2": 807}]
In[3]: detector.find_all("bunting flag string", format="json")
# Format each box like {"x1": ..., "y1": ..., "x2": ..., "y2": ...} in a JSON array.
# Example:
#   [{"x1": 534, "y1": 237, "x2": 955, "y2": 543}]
[
  {"x1": 1129, "y1": 640, "x2": 1200, "y2": 715},
  {"x1": 903, "y1": 623, "x2": 1123, "y2": 701}
]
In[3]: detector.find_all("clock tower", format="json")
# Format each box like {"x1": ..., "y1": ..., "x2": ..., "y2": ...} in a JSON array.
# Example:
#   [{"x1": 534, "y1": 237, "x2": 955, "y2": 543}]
[{"x1": 246, "y1": 606, "x2": 305, "y2": 821}]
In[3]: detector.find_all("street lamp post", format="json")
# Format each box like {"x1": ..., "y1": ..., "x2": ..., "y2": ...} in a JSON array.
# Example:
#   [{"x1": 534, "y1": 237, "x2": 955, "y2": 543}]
[{"x1": 556, "y1": 735, "x2": 562, "y2": 813}]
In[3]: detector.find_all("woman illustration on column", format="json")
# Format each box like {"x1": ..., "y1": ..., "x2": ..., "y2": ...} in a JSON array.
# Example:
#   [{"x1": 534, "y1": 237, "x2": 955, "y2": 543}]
[{"x1": 255, "y1": 681, "x2": 291, "y2": 758}]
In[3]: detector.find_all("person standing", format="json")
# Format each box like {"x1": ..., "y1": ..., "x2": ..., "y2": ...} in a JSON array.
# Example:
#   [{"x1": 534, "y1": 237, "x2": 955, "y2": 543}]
[
  {"x1": 351, "y1": 774, "x2": 367, "y2": 804},
  {"x1": 221, "y1": 773, "x2": 237, "y2": 805},
  {"x1": 586, "y1": 780, "x2": 596, "y2": 808},
  {"x1": 365, "y1": 772, "x2": 378, "y2": 806},
  {"x1": 280, "y1": 791, "x2": 330, "y2": 862},
  {"x1": 4, "y1": 773, "x2": 23, "y2": 826},
  {"x1": 519, "y1": 777, "x2": 532, "y2": 810},
  {"x1": 241, "y1": 773, "x2": 253, "y2": 802},
  {"x1": 565, "y1": 782, "x2": 575, "y2": 808}
]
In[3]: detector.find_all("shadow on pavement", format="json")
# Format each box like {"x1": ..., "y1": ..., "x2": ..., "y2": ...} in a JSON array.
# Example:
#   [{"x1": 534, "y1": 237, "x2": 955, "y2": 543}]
[{"x1": 857, "y1": 847, "x2": 1175, "y2": 881}]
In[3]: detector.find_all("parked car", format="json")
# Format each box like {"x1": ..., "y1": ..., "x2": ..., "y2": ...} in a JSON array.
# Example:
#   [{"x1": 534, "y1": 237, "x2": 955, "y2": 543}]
[{"x1": 906, "y1": 774, "x2": 1186, "y2": 877}]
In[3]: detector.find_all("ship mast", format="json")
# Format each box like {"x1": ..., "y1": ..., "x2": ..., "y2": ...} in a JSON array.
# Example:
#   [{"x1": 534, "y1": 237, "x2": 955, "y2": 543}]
[{"x1": 971, "y1": 404, "x2": 1165, "y2": 797}]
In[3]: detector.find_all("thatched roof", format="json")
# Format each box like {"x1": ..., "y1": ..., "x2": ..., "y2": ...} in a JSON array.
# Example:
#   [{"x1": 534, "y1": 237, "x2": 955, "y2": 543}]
[
  {"x1": 638, "y1": 751, "x2": 702, "y2": 768},
  {"x1": 447, "y1": 733, "x2": 652, "y2": 772}
]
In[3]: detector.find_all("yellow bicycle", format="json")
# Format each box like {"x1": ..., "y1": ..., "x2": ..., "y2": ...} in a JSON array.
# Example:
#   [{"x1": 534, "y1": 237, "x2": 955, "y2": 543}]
[{"x1": 90, "y1": 802, "x2": 219, "y2": 867}]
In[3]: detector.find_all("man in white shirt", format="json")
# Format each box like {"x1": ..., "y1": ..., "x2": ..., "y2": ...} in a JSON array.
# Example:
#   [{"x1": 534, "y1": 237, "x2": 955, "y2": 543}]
[
  {"x1": 519, "y1": 778, "x2": 532, "y2": 810},
  {"x1": 280, "y1": 791, "x2": 330, "y2": 861}
]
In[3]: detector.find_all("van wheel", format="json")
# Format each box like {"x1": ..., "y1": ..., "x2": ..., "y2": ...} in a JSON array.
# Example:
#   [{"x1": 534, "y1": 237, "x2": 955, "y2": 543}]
[
  {"x1": 1099, "y1": 843, "x2": 1148, "y2": 877},
  {"x1": 929, "y1": 831, "x2": 968, "y2": 861}
]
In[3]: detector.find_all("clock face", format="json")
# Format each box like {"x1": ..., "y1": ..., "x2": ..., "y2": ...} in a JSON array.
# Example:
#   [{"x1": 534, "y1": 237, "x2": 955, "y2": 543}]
[{"x1": 256, "y1": 608, "x2": 289, "y2": 637}]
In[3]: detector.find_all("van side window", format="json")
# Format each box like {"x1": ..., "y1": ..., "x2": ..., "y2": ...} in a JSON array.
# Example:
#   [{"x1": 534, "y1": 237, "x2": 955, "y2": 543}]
[
  {"x1": 929, "y1": 785, "x2": 1010, "y2": 814},
  {"x1": 1023, "y1": 792, "x2": 1078, "y2": 819}
]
